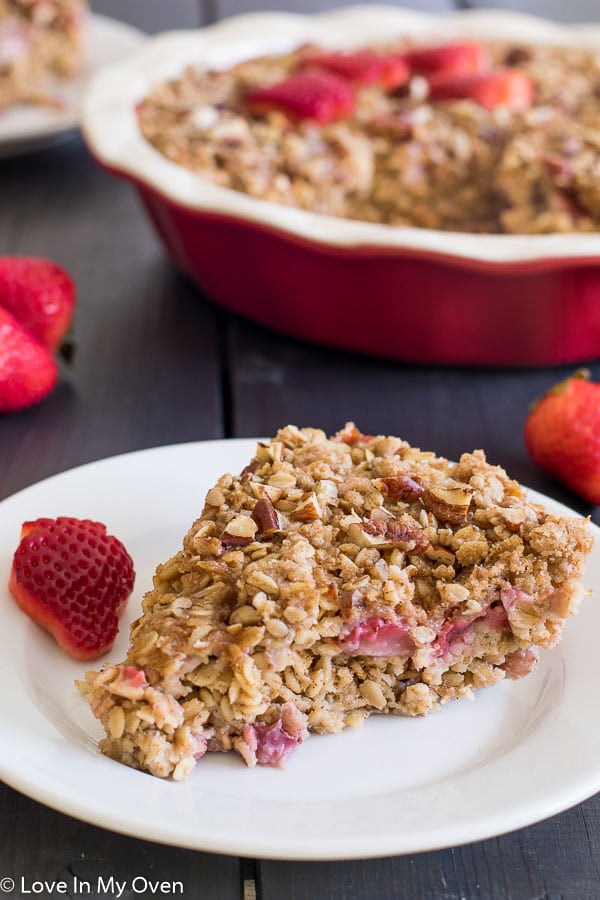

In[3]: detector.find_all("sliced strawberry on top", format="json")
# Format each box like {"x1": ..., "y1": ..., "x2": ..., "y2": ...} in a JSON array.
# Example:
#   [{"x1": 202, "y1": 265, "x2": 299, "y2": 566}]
[
  {"x1": 0, "y1": 306, "x2": 58, "y2": 414},
  {"x1": 246, "y1": 70, "x2": 355, "y2": 124},
  {"x1": 402, "y1": 41, "x2": 490, "y2": 76},
  {"x1": 9, "y1": 516, "x2": 135, "y2": 661},
  {"x1": 427, "y1": 68, "x2": 535, "y2": 112},
  {"x1": 0, "y1": 257, "x2": 75, "y2": 351},
  {"x1": 301, "y1": 49, "x2": 409, "y2": 89}
]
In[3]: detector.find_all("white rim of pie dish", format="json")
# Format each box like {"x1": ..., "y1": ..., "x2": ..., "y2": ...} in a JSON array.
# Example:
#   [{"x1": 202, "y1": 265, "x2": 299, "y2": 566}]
[{"x1": 80, "y1": 4, "x2": 600, "y2": 266}]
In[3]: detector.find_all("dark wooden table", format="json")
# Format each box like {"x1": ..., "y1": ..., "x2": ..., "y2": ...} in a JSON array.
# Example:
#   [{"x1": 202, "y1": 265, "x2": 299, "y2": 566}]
[{"x1": 2, "y1": 6, "x2": 600, "y2": 899}]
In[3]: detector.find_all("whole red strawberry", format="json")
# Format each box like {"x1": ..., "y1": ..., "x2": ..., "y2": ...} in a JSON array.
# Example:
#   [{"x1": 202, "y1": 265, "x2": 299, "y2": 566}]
[
  {"x1": 9, "y1": 517, "x2": 135, "y2": 661},
  {"x1": 524, "y1": 369, "x2": 600, "y2": 506},
  {"x1": 0, "y1": 257, "x2": 75, "y2": 351},
  {"x1": 0, "y1": 306, "x2": 58, "y2": 413}
]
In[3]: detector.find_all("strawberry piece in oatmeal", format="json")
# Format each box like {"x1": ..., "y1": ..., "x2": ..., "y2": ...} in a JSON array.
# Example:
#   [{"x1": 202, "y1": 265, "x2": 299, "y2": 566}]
[{"x1": 340, "y1": 617, "x2": 416, "y2": 657}]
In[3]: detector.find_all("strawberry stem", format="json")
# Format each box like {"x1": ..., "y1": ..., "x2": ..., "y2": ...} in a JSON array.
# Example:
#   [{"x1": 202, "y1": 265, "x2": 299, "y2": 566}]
[
  {"x1": 530, "y1": 368, "x2": 590, "y2": 410},
  {"x1": 548, "y1": 368, "x2": 590, "y2": 396},
  {"x1": 58, "y1": 329, "x2": 76, "y2": 366}
]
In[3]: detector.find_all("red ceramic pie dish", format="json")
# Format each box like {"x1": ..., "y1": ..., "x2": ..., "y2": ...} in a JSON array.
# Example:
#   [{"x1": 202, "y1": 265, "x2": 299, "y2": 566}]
[{"x1": 80, "y1": 7, "x2": 600, "y2": 366}]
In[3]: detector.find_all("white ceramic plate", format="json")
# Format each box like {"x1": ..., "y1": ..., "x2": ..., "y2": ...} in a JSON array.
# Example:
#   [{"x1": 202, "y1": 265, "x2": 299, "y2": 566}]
[
  {"x1": 0, "y1": 440, "x2": 599, "y2": 860},
  {"x1": 0, "y1": 14, "x2": 145, "y2": 158}
]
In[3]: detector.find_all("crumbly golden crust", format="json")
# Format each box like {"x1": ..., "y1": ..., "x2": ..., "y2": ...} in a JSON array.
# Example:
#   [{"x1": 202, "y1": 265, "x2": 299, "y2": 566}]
[
  {"x1": 82, "y1": 424, "x2": 593, "y2": 779},
  {"x1": 137, "y1": 40, "x2": 600, "y2": 234},
  {"x1": 0, "y1": 0, "x2": 86, "y2": 109}
]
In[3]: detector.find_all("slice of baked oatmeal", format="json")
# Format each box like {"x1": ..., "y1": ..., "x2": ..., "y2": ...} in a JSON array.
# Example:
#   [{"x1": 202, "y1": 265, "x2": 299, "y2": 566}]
[
  {"x1": 82, "y1": 424, "x2": 593, "y2": 780},
  {"x1": 0, "y1": 0, "x2": 86, "y2": 109}
]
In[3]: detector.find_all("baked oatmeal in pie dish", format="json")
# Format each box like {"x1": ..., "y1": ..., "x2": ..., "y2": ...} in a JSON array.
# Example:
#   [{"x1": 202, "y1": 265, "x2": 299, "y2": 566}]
[
  {"x1": 0, "y1": 0, "x2": 86, "y2": 109},
  {"x1": 137, "y1": 31, "x2": 600, "y2": 235},
  {"x1": 79, "y1": 9, "x2": 600, "y2": 365},
  {"x1": 81, "y1": 425, "x2": 593, "y2": 780}
]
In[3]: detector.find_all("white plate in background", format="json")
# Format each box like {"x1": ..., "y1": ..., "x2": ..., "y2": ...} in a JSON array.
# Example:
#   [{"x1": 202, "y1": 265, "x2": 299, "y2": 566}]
[{"x1": 0, "y1": 14, "x2": 145, "y2": 158}]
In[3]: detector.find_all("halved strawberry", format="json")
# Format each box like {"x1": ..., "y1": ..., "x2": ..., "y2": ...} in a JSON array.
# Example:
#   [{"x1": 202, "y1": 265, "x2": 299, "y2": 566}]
[
  {"x1": 427, "y1": 68, "x2": 535, "y2": 112},
  {"x1": 19, "y1": 517, "x2": 107, "y2": 539},
  {"x1": 0, "y1": 306, "x2": 58, "y2": 413},
  {"x1": 301, "y1": 50, "x2": 409, "y2": 89},
  {"x1": 246, "y1": 70, "x2": 355, "y2": 124},
  {"x1": 9, "y1": 516, "x2": 135, "y2": 661},
  {"x1": 402, "y1": 41, "x2": 490, "y2": 76},
  {"x1": 0, "y1": 257, "x2": 75, "y2": 352}
]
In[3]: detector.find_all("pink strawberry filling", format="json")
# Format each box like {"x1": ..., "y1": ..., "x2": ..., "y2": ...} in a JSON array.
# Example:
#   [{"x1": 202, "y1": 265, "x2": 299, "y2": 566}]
[
  {"x1": 484, "y1": 603, "x2": 510, "y2": 630},
  {"x1": 192, "y1": 734, "x2": 208, "y2": 761},
  {"x1": 434, "y1": 603, "x2": 509, "y2": 658},
  {"x1": 340, "y1": 617, "x2": 415, "y2": 657},
  {"x1": 501, "y1": 586, "x2": 534, "y2": 612},
  {"x1": 242, "y1": 718, "x2": 303, "y2": 768},
  {"x1": 121, "y1": 665, "x2": 147, "y2": 690},
  {"x1": 501, "y1": 647, "x2": 539, "y2": 679},
  {"x1": 106, "y1": 665, "x2": 148, "y2": 700},
  {"x1": 434, "y1": 617, "x2": 473, "y2": 657}
]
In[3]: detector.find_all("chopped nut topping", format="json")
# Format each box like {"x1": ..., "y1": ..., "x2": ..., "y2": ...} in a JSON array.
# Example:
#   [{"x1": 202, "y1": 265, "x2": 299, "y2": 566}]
[
  {"x1": 370, "y1": 506, "x2": 395, "y2": 522},
  {"x1": 224, "y1": 515, "x2": 258, "y2": 539},
  {"x1": 498, "y1": 507, "x2": 526, "y2": 531},
  {"x1": 422, "y1": 485, "x2": 473, "y2": 525},
  {"x1": 289, "y1": 492, "x2": 322, "y2": 522},
  {"x1": 206, "y1": 486, "x2": 225, "y2": 506},
  {"x1": 336, "y1": 422, "x2": 374, "y2": 445},
  {"x1": 377, "y1": 475, "x2": 424, "y2": 502},
  {"x1": 221, "y1": 534, "x2": 253, "y2": 549},
  {"x1": 252, "y1": 497, "x2": 282, "y2": 534},
  {"x1": 348, "y1": 518, "x2": 429, "y2": 553},
  {"x1": 317, "y1": 479, "x2": 339, "y2": 502},
  {"x1": 195, "y1": 536, "x2": 223, "y2": 555},
  {"x1": 425, "y1": 545, "x2": 456, "y2": 564},
  {"x1": 268, "y1": 472, "x2": 297, "y2": 489},
  {"x1": 250, "y1": 482, "x2": 284, "y2": 503},
  {"x1": 439, "y1": 583, "x2": 471, "y2": 605},
  {"x1": 256, "y1": 441, "x2": 283, "y2": 463}
]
